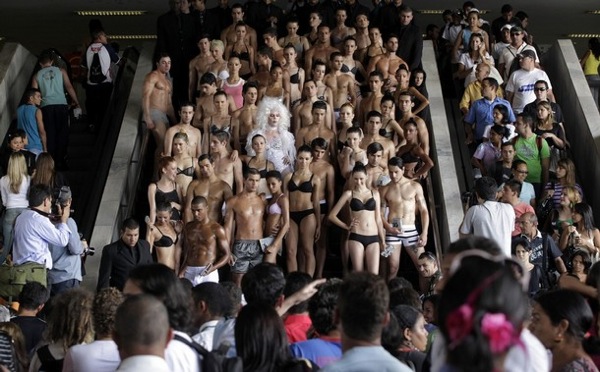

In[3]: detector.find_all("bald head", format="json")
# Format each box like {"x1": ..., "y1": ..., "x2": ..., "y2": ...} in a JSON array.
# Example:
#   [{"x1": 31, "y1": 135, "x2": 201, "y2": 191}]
[{"x1": 114, "y1": 294, "x2": 172, "y2": 359}]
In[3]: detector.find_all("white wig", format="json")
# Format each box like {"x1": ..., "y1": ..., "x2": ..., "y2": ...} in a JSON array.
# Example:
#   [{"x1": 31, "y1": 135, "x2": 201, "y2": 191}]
[{"x1": 255, "y1": 97, "x2": 291, "y2": 132}]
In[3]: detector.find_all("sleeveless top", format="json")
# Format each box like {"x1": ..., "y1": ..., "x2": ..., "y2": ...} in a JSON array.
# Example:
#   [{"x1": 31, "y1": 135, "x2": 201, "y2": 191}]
[
  {"x1": 584, "y1": 53, "x2": 600, "y2": 76},
  {"x1": 36, "y1": 66, "x2": 68, "y2": 106},
  {"x1": 222, "y1": 78, "x2": 245, "y2": 109},
  {"x1": 17, "y1": 104, "x2": 44, "y2": 152},
  {"x1": 155, "y1": 182, "x2": 181, "y2": 220}
]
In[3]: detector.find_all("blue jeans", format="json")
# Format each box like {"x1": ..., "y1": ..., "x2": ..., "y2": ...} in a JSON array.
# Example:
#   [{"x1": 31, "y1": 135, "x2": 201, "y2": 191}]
[
  {"x1": 50, "y1": 279, "x2": 80, "y2": 297},
  {"x1": 0, "y1": 207, "x2": 26, "y2": 264}
]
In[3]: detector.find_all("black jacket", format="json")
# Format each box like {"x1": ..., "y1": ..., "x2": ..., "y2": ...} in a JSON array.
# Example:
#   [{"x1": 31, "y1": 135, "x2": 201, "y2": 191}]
[{"x1": 96, "y1": 239, "x2": 153, "y2": 291}]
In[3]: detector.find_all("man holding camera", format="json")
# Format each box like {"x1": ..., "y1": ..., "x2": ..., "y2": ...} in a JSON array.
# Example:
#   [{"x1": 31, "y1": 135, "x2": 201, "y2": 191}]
[
  {"x1": 47, "y1": 187, "x2": 86, "y2": 296},
  {"x1": 12, "y1": 184, "x2": 72, "y2": 286}
]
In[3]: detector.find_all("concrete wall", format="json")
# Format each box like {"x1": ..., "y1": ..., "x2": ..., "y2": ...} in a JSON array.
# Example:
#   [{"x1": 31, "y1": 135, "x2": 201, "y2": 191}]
[
  {"x1": 543, "y1": 40, "x2": 600, "y2": 222},
  {"x1": 83, "y1": 44, "x2": 152, "y2": 288},
  {"x1": 422, "y1": 41, "x2": 464, "y2": 252},
  {"x1": 0, "y1": 43, "x2": 37, "y2": 138}
]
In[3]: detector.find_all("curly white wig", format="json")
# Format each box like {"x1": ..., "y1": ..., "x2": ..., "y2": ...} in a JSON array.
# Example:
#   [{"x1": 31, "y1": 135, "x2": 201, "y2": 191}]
[{"x1": 255, "y1": 97, "x2": 291, "y2": 132}]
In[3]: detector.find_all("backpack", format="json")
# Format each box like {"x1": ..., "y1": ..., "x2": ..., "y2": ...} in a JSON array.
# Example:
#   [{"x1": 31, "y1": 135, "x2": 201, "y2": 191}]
[
  {"x1": 89, "y1": 47, "x2": 106, "y2": 84},
  {"x1": 173, "y1": 334, "x2": 243, "y2": 372}
]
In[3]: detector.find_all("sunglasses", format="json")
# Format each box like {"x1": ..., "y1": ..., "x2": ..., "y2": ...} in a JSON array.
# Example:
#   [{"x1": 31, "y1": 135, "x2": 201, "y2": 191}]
[{"x1": 534, "y1": 87, "x2": 547, "y2": 91}]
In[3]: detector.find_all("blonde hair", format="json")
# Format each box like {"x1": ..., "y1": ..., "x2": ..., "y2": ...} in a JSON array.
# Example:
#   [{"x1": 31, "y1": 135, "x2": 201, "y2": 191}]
[
  {"x1": 536, "y1": 101, "x2": 554, "y2": 128},
  {"x1": 7, "y1": 152, "x2": 28, "y2": 194},
  {"x1": 211, "y1": 39, "x2": 224, "y2": 51},
  {"x1": 563, "y1": 185, "x2": 582, "y2": 208}
]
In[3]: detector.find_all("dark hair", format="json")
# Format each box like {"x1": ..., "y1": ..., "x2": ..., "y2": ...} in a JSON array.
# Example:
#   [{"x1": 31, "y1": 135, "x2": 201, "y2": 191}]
[
  {"x1": 27, "y1": 184, "x2": 52, "y2": 207},
  {"x1": 381, "y1": 94, "x2": 395, "y2": 106},
  {"x1": 535, "y1": 289, "x2": 593, "y2": 341},
  {"x1": 392, "y1": 305, "x2": 422, "y2": 342},
  {"x1": 381, "y1": 312, "x2": 402, "y2": 356},
  {"x1": 198, "y1": 153, "x2": 213, "y2": 163},
  {"x1": 410, "y1": 68, "x2": 427, "y2": 86},
  {"x1": 504, "y1": 179, "x2": 522, "y2": 197},
  {"x1": 492, "y1": 104, "x2": 510, "y2": 124},
  {"x1": 191, "y1": 195, "x2": 208, "y2": 206},
  {"x1": 389, "y1": 287, "x2": 422, "y2": 309},
  {"x1": 352, "y1": 162, "x2": 367, "y2": 175},
  {"x1": 156, "y1": 201, "x2": 172, "y2": 213},
  {"x1": 514, "y1": 11, "x2": 528, "y2": 22},
  {"x1": 511, "y1": 236, "x2": 531, "y2": 255},
  {"x1": 447, "y1": 236, "x2": 503, "y2": 256},
  {"x1": 127, "y1": 263, "x2": 192, "y2": 332},
  {"x1": 313, "y1": 59, "x2": 326, "y2": 71},
  {"x1": 245, "y1": 167, "x2": 261, "y2": 179},
  {"x1": 310, "y1": 137, "x2": 329, "y2": 150},
  {"x1": 474, "y1": 176, "x2": 498, "y2": 201},
  {"x1": 241, "y1": 263, "x2": 285, "y2": 307},
  {"x1": 388, "y1": 156, "x2": 405, "y2": 169},
  {"x1": 93, "y1": 288, "x2": 124, "y2": 337},
  {"x1": 213, "y1": 130, "x2": 230, "y2": 143},
  {"x1": 214, "y1": 89, "x2": 228, "y2": 100},
  {"x1": 501, "y1": 4, "x2": 513, "y2": 13},
  {"x1": 22, "y1": 88, "x2": 41, "y2": 105},
  {"x1": 571, "y1": 250, "x2": 592, "y2": 273},
  {"x1": 387, "y1": 276, "x2": 413, "y2": 292},
  {"x1": 46, "y1": 288, "x2": 94, "y2": 350},
  {"x1": 490, "y1": 124, "x2": 509, "y2": 140},
  {"x1": 297, "y1": 144, "x2": 313, "y2": 156},
  {"x1": 265, "y1": 170, "x2": 283, "y2": 182},
  {"x1": 258, "y1": 46, "x2": 273, "y2": 59},
  {"x1": 18, "y1": 282, "x2": 49, "y2": 310},
  {"x1": 590, "y1": 38, "x2": 600, "y2": 59},
  {"x1": 366, "y1": 142, "x2": 384, "y2": 155},
  {"x1": 243, "y1": 81, "x2": 259, "y2": 94},
  {"x1": 312, "y1": 100, "x2": 328, "y2": 112},
  {"x1": 511, "y1": 159, "x2": 527, "y2": 171},
  {"x1": 338, "y1": 272, "x2": 389, "y2": 341},
  {"x1": 439, "y1": 260, "x2": 528, "y2": 371},
  {"x1": 199, "y1": 72, "x2": 217, "y2": 86},
  {"x1": 220, "y1": 281, "x2": 242, "y2": 317},
  {"x1": 482, "y1": 77, "x2": 499, "y2": 90},
  {"x1": 329, "y1": 51, "x2": 343, "y2": 61},
  {"x1": 517, "y1": 113, "x2": 534, "y2": 128},
  {"x1": 308, "y1": 278, "x2": 342, "y2": 335},
  {"x1": 235, "y1": 303, "x2": 291, "y2": 371},
  {"x1": 192, "y1": 283, "x2": 232, "y2": 318},
  {"x1": 369, "y1": 70, "x2": 384, "y2": 81},
  {"x1": 121, "y1": 217, "x2": 139, "y2": 231},
  {"x1": 574, "y1": 203, "x2": 596, "y2": 232},
  {"x1": 366, "y1": 110, "x2": 383, "y2": 122},
  {"x1": 283, "y1": 272, "x2": 313, "y2": 314},
  {"x1": 115, "y1": 294, "x2": 170, "y2": 352}
]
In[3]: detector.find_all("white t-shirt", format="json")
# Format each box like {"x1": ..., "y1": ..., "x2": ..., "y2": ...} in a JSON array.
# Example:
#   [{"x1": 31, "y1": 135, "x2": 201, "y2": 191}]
[
  {"x1": 459, "y1": 200, "x2": 515, "y2": 256},
  {"x1": 499, "y1": 43, "x2": 539, "y2": 80},
  {"x1": 505, "y1": 68, "x2": 552, "y2": 113}
]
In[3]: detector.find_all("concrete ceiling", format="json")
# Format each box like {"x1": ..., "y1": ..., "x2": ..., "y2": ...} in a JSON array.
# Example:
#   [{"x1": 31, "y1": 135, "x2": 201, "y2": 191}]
[{"x1": 1, "y1": 0, "x2": 597, "y2": 56}]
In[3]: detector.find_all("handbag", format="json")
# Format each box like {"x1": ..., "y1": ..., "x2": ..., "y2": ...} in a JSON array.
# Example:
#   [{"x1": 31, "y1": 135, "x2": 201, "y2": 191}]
[
  {"x1": 0, "y1": 262, "x2": 47, "y2": 299},
  {"x1": 549, "y1": 146, "x2": 568, "y2": 173}
]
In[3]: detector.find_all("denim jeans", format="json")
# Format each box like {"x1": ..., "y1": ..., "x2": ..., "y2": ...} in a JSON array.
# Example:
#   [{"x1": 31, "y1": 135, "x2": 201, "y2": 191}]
[{"x1": 0, "y1": 207, "x2": 26, "y2": 264}]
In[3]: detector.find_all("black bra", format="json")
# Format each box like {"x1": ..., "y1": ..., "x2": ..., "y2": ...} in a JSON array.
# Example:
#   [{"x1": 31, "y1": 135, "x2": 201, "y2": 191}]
[
  {"x1": 288, "y1": 173, "x2": 313, "y2": 193},
  {"x1": 350, "y1": 191, "x2": 376, "y2": 211}
]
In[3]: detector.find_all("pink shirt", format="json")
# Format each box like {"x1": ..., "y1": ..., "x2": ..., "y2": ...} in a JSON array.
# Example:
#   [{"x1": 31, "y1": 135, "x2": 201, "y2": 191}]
[{"x1": 512, "y1": 202, "x2": 535, "y2": 236}]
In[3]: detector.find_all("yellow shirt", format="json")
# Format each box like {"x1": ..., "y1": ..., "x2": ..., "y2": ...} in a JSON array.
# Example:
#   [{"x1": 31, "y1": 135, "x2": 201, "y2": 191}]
[
  {"x1": 459, "y1": 80, "x2": 504, "y2": 112},
  {"x1": 583, "y1": 52, "x2": 600, "y2": 76}
]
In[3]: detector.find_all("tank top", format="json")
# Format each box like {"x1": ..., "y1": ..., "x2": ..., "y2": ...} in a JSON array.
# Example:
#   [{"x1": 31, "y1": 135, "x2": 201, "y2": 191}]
[
  {"x1": 17, "y1": 104, "x2": 43, "y2": 152},
  {"x1": 155, "y1": 182, "x2": 181, "y2": 220},
  {"x1": 36, "y1": 66, "x2": 68, "y2": 106},
  {"x1": 222, "y1": 78, "x2": 245, "y2": 109},
  {"x1": 584, "y1": 53, "x2": 600, "y2": 76}
]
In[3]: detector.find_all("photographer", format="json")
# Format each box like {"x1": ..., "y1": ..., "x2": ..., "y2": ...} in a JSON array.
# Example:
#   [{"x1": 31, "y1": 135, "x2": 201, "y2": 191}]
[
  {"x1": 12, "y1": 184, "x2": 71, "y2": 285},
  {"x1": 47, "y1": 187, "x2": 85, "y2": 296}
]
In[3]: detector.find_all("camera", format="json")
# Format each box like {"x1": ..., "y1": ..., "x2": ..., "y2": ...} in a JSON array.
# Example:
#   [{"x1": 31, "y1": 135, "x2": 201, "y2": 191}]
[
  {"x1": 83, "y1": 246, "x2": 95, "y2": 256},
  {"x1": 51, "y1": 186, "x2": 74, "y2": 216}
]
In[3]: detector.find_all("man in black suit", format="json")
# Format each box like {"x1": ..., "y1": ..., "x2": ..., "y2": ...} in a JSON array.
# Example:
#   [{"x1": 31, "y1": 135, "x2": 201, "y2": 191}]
[{"x1": 96, "y1": 218, "x2": 153, "y2": 291}]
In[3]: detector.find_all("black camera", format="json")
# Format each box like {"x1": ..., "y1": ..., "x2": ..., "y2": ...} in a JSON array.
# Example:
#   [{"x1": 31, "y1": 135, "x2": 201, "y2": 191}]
[
  {"x1": 51, "y1": 186, "x2": 73, "y2": 216},
  {"x1": 83, "y1": 246, "x2": 95, "y2": 256}
]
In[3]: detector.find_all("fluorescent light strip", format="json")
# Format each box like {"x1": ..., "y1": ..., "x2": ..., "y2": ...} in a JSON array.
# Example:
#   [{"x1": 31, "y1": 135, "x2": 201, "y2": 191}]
[
  {"x1": 585, "y1": 10, "x2": 600, "y2": 14},
  {"x1": 75, "y1": 10, "x2": 147, "y2": 16},
  {"x1": 567, "y1": 33, "x2": 600, "y2": 38},
  {"x1": 416, "y1": 9, "x2": 489, "y2": 15},
  {"x1": 107, "y1": 35, "x2": 157, "y2": 40}
]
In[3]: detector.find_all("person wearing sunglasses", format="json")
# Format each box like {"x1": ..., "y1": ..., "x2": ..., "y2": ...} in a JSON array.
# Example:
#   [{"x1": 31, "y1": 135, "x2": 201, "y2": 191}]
[
  {"x1": 506, "y1": 49, "x2": 554, "y2": 114},
  {"x1": 497, "y1": 25, "x2": 539, "y2": 81},
  {"x1": 522, "y1": 80, "x2": 564, "y2": 127},
  {"x1": 459, "y1": 176, "x2": 515, "y2": 256}
]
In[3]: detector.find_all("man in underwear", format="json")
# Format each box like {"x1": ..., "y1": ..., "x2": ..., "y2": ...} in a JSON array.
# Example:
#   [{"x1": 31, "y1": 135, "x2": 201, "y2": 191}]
[
  {"x1": 324, "y1": 52, "x2": 357, "y2": 114},
  {"x1": 220, "y1": 3, "x2": 258, "y2": 50},
  {"x1": 180, "y1": 196, "x2": 231, "y2": 284},
  {"x1": 163, "y1": 101, "x2": 202, "y2": 157},
  {"x1": 292, "y1": 80, "x2": 333, "y2": 136},
  {"x1": 210, "y1": 130, "x2": 243, "y2": 194},
  {"x1": 357, "y1": 71, "x2": 385, "y2": 127},
  {"x1": 397, "y1": 90, "x2": 430, "y2": 154},
  {"x1": 232, "y1": 81, "x2": 258, "y2": 154},
  {"x1": 365, "y1": 142, "x2": 390, "y2": 190},
  {"x1": 366, "y1": 34, "x2": 408, "y2": 90},
  {"x1": 361, "y1": 111, "x2": 395, "y2": 167},
  {"x1": 296, "y1": 101, "x2": 337, "y2": 162},
  {"x1": 188, "y1": 34, "x2": 215, "y2": 101},
  {"x1": 309, "y1": 138, "x2": 335, "y2": 279},
  {"x1": 304, "y1": 24, "x2": 339, "y2": 75},
  {"x1": 185, "y1": 154, "x2": 233, "y2": 223},
  {"x1": 380, "y1": 156, "x2": 429, "y2": 282},
  {"x1": 194, "y1": 73, "x2": 218, "y2": 129},
  {"x1": 224, "y1": 168, "x2": 266, "y2": 286},
  {"x1": 142, "y1": 53, "x2": 176, "y2": 155}
]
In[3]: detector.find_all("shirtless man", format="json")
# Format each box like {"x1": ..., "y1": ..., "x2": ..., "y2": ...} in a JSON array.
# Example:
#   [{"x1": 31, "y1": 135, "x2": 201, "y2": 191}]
[
  {"x1": 188, "y1": 35, "x2": 215, "y2": 101},
  {"x1": 146, "y1": 201, "x2": 182, "y2": 272},
  {"x1": 142, "y1": 53, "x2": 176, "y2": 154},
  {"x1": 304, "y1": 25, "x2": 339, "y2": 74},
  {"x1": 185, "y1": 154, "x2": 233, "y2": 223},
  {"x1": 354, "y1": 13, "x2": 371, "y2": 51},
  {"x1": 232, "y1": 82, "x2": 258, "y2": 154},
  {"x1": 361, "y1": 111, "x2": 395, "y2": 167},
  {"x1": 309, "y1": 138, "x2": 335, "y2": 279},
  {"x1": 180, "y1": 196, "x2": 231, "y2": 284},
  {"x1": 224, "y1": 168, "x2": 266, "y2": 285},
  {"x1": 296, "y1": 101, "x2": 336, "y2": 163},
  {"x1": 263, "y1": 28, "x2": 286, "y2": 67},
  {"x1": 357, "y1": 71, "x2": 384, "y2": 127},
  {"x1": 210, "y1": 131, "x2": 243, "y2": 194},
  {"x1": 250, "y1": 47, "x2": 274, "y2": 91},
  {"x1": 221, "y1": 4, "x2": 258, "y2": 50},
  {"x1": 366, "y1": 34, "x2": 408, "y2": 90},
  {"x1": 324, "y1": 52, "x2": 357, "y2": 113},
  {"x1": 380, "y1": 157, "x2": 429, "y2": 282},
  {"x1": 397, "y1": 90, "x2": 430, "y2": 154},
  {"x1": 163, "y1": 102, "x2": 202, "y2": 157},
  {"x1": 365, "y1": 142, "x2": 390, "y2": 190},
  {"x1": 202, "y1": 90, "x2": 235, "y2": 153},
  {"x1": 194, "y1": 73, "x2": 218, "y2": 129},
  {"x1": 292, "y1": 80, "x2": 333, "y2": 135}
]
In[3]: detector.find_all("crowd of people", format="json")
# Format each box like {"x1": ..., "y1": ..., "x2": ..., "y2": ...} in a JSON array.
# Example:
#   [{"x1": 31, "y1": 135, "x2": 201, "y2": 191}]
[{"x1": 1, "y1": 0, "x2": 600, "y2": 370}]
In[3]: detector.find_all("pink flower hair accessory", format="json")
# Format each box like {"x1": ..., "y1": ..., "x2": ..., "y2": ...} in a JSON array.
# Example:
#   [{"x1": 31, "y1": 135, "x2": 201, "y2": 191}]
[
  {"x1": 446, "y1": 304, "x2": 474, "y2": 349},
  {"x1": 480, "y1": 313, "x2": 516, "y2": 354}
]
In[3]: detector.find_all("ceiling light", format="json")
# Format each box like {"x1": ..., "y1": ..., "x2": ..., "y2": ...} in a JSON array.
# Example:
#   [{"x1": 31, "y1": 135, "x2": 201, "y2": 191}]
[
  {"x1": 107, "y1": 34, "x2": 157, "y2": 40},
  {"x1": 74, "y1": 10, "x2": 147, "y2": 16},
  {"x1": 585, "y1": 10, "x2": 600, "y2": 14},
  {"x1": 567, "y1": 33, "x2": 600, "y2": 38},
  {"x1": 416, "y1": 9, "x2": 489, "y2": 15}
]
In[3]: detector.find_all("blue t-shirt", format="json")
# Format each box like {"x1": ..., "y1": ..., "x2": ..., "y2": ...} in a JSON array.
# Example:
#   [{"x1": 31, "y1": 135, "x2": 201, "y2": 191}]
[
  {"x1": 17, "y1": 104, "x2": 43, "y2": 152},
  {"x1": 290, "y1": 338, "x2": 342, "y2": 368}
]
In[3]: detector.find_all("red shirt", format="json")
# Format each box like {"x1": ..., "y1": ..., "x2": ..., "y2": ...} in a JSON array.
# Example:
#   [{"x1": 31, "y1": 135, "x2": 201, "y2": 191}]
[{"x1": 284, "y1": 313, "x2": 313, "y2": 343}]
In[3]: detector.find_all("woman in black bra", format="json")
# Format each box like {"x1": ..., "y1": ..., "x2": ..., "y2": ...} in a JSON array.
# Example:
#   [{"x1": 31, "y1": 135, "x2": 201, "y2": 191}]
[
  {"x1": 146, "y1": 201, "x2": 182, "y2": 272},
  {"x1": 243, "y1": 134, "x2": 275, "y2": 196},
  {"x1": 283, "y1": 145, "x2": 321, "y2": 275},
  {"x1": 148, "y1": 156, "x2": 184, "y2": 223},
  {"x1": 171, "y1": 132, "x2": 198, "y2": 198},
  {"x1": 328, "y1": 162, "x2": 385, "y2": 275},
  {"x1": 224, "y1": 22, "x2": 256, "y2": 80},
  {"x1": 396, "y1": 119, "x2": 434, "y2": 179}
]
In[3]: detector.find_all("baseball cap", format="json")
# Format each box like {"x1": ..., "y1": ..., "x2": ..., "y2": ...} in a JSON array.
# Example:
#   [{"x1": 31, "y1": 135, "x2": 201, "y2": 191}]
[
  {"x1": 501, "y1": 24, "x2": 513, "y2": 31},
  {"x1": 517, "y1": 49, "x2": 536, "y2": 59},
  {"x1": 510, "y1": 26, "x2": 524, "y2": 33}
]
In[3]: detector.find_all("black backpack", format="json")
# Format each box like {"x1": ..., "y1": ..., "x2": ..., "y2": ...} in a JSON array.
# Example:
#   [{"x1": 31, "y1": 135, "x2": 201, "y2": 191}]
[
  {"x1": 173, "y1": 334, "x2": 243, "y2": 372},
  {"x1": 89, "y1": 47, "x2": 106, "y2": 84}
]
